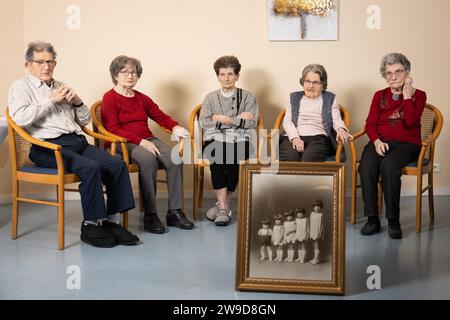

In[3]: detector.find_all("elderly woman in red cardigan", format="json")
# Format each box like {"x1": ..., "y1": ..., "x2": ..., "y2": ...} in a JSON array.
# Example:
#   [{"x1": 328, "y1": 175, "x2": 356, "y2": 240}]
[
  {"x1": 101, "y1": 55, "x2": 194, "y2": 234},
  {"x1": 359, "y1": 53, "x2": 426, "y2": 239}
]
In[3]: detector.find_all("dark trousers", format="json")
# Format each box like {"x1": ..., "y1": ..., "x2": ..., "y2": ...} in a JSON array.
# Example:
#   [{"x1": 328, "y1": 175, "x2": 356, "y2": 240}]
[
  {"x1": 279, "y1": 135, "x2": 333, "y2": 162},
  {"x1": 203, "y1": 140, "x2": 250, "y2": 192},
  {"x1": 358, "y1": 141, "x2": 420, "y2": 219},
  {"x1": 29, "y1": 133, "x2": 135, "y2": 221}
]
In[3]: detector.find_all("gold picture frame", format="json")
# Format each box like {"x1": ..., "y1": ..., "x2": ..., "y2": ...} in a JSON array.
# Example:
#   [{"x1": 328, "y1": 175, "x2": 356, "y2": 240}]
[{"x1": 235, "y1": 162, "x2": 345, "y2": 295}]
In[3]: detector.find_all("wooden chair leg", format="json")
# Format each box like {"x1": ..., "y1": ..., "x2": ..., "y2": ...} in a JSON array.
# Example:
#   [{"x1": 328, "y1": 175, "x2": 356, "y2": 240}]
[
  {"x1": 199, "y1": 166, "x2": 204, "y2": 208},
  {"x1": 428, "y1": 172, "x2": 435, "y2": 223},
  {"x1": 122, "y1": 212, "x2": 129, "y2": 229},
  {"x1": 11, "y1": 180, "x2": 19, "y2": 240},
  {"x1": 57, "y1": 183, "x2": 65, "y2": 250},
  {"x1": 350, "y1": 164, "x2": 358, "y2": 224},
  {"x1": 377, "y1": 181, "x2": 383, "y2": 217},
  {"x1": 416, "y1": 174, "x2": 423, "y2": 233}
]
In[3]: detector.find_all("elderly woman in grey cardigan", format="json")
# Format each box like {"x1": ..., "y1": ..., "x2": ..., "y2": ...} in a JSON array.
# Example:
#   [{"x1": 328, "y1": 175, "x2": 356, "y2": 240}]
[
  {"x1": 280, "y1": 64, "x2": 352, "y2": 162},
  {"x1": 199, "y1": 55, "x2": 259, "y2": 226}
]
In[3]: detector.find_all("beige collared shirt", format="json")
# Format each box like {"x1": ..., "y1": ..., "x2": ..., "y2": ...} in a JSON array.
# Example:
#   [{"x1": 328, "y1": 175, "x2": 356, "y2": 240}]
[{"x1": 8, "y1": 74, "x2": 90, "y2": 139}]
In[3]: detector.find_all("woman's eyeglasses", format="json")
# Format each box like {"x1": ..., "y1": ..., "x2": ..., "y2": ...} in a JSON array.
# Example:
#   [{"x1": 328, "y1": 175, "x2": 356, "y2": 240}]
[
  {"x1": 119, "y1": 70, "x2": 138, "y2": 77},
  {"x1": 304, "y1": 80, "x2": 322, "y2": 86},
  {"x1": 384, "y1": 69, "x2": 406, "y2": 79}
]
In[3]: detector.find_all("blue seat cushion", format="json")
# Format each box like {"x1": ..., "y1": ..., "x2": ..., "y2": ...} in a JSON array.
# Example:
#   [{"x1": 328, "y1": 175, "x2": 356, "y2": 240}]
[
  {"x1": 19, "y1": 165, "x2": 69, "y2": 175},
  {"x1": 405, "y1": 158, "x2": 430, "y2": 168}
]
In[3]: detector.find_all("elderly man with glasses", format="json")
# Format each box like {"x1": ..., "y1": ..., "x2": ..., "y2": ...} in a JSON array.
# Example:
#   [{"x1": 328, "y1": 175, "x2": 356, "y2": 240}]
[{"x1": 8, "y1": 41, "x2": 139, "y2": 248}]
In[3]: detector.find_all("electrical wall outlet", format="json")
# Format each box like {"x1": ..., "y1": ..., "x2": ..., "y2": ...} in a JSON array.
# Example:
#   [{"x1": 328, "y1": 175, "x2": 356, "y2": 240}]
[{"x1": 433, "y1": 163, "x2": 440, "y2": 173}]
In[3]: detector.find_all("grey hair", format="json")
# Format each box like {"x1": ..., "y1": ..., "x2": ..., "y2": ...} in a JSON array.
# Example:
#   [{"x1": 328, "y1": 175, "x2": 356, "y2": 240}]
[
  {"x1": 109, "y1": 55, "x2": 143, "y2": 85},
  {"x1": 299, "y1": 64, "x2": 328, "y2": 90},
  {"x1": 25, "y1": 41, "x2": 57, "y2": 62},
  {"x1": 380, "y1": 53, "x2": 411, "y2": 78}
]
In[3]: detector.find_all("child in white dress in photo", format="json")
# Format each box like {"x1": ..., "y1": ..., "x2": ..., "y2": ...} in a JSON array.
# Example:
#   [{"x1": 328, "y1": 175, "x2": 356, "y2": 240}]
[
  {"x1": 294, "y1": 207, "x2": 309, "y2": 263},
  {"x1": 309, "y1": 200, "x2": 324, "y2": 264},
  {"x1": 272, "y1": 214, "x2": 285, "y2": 262},
  {"x1": 257, "y1": 220, "x2": 273, "y2": 261},
  {"x1": 283, "y1": 210, "x2": 297, "y2": 262}
]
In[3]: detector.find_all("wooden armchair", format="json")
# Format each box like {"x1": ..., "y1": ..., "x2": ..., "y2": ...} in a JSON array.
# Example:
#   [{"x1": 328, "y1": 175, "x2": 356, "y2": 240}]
[
  {"x1": 349, "y1": 103, "x2": 443, "y2": 232},
  {"x1": 189, "y1": 104, "x2": 265, "y2": 220},
  {"x1": 270, "y1": 105, "x2": 350, "y2": 163},
  {"x1": 6, "y1": 107, "x2": 121, "y2": 250}
]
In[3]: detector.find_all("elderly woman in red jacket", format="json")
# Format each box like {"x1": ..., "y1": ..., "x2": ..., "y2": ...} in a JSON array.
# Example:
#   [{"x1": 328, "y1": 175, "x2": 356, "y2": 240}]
[
  {"x1": 101, "y1": 55, "x2": 194, "y2": 234},
  {"x1": 359, "y1": 53, "x2": 426, "y2": 239}
]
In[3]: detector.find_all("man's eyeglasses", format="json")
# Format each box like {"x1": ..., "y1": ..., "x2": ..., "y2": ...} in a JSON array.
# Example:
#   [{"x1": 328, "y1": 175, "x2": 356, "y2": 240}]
[
  {"x1": 384, "y1": 69, "x2": 406, "y2": 79},
  {"x1": 119, "y1": 70, "x2": 138, "y2": 77},
  {"x1": 31, "y1": 60, "x2": 56, "y2": 68},
  {"x1": 304, "y1": 80, "x2": 322, "y2": 86}
]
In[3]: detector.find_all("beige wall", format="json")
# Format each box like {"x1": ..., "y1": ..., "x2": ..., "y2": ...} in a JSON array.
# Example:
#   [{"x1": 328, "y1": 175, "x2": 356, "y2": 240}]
[
  {"x1": 0, "y1": 0, "x2": 24, "y2": 199},
  {"x1": 1, "y1": 0, "x2": 449, "y2": 201}
]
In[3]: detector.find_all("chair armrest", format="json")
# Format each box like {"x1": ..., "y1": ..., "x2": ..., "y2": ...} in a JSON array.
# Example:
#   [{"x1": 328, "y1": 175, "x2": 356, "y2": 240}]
[
  {"x1": 82, "y1": 126, "x2": 123, "y2": 143},
  {"x1": 348, "y1": 128, "x2": 366, "y2": 164},
  {"x1": 26, "y1": 133, "x2": 61, "y2": 151},
  {"x1": 7, "y1": 116, "x2": 61, "y2": 151},
  {"x1": 421, "y1": 134, "x2": 438, "y2": 147},
  {"x1": 189, "y1": 105, "x2": 202, "y2": 136},
  {"x1": 350, "y1": 127, "x2": 366, "y2": 140},
  {"x1": 82, "y1": 126, "x2": 126, "y2": 157}
]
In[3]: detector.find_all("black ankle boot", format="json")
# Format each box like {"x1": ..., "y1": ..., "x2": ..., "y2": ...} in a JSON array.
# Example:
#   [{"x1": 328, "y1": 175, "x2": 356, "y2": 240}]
[
  {"x1": 388, "y1": 218, "x2": 402, "y2": 239},
  {"x1": 360, "y1": 217, "x2": 381, "y2": 236},
  {"x1": 144, "y1": 213, "x2": 165, "y2": 234}
]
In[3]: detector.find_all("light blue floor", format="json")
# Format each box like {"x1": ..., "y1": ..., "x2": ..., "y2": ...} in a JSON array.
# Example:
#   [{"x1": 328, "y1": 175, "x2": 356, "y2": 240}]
[{"x1": 0, "y1": 196, "x2": 449, "y2": 300}]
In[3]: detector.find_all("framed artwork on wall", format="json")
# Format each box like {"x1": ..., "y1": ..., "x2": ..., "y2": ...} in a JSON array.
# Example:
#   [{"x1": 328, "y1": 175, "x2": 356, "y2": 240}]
[
  {"x1": 268, "y1": 0, "x2": 339, "y2": 41},
  {"x1": 235, "y1": 162, "x2": 345, "y2": 295}
]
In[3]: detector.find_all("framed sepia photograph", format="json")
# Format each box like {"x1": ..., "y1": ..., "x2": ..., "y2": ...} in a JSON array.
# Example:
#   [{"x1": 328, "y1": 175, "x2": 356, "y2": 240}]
[{"x1": 235, "y1": 162, "x2": 345, "y2": 295}]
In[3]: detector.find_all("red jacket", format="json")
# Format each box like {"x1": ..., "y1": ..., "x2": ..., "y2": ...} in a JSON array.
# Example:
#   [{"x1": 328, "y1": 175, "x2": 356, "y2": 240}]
[
  {"x1": 365, "y1": 87, "x2": 427, "y2": 147},
  {"x1": 101, "y1": 89, "x2": 178, "y2": 145}
]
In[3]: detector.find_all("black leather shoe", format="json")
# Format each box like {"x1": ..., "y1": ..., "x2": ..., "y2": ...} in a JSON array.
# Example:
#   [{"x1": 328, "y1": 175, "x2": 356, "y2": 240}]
[
  {"x1": 360, "y1": 220, "x2": 381, "y2": 236},
  {"x1": 166, "y1": 209, "x2": 194, "y2": 230},
  {"x1": 144, "y1": 213, "x2": 166, "y2": 234},
  {"x1": 102, "y1": 221, "x2": 140, "y2": 245},
  {"x1": 80, "y1": 222, "x2": 117, "y2": 248},
  {"x1": 388, "y1": 225, "x2": 403, "y2": 239}
]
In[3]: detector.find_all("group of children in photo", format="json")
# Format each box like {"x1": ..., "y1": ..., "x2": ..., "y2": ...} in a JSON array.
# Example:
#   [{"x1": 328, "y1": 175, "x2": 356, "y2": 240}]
[{"x1": 257, "y1": 200, "x2": 324, "y2": 264}]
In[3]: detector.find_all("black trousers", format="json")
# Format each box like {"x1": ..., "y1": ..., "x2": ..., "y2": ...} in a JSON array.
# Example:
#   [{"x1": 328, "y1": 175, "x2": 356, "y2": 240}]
[
  {"x1": 358, "y1": 140, "x2": 420, "y2": 219},
  {"x1": 29, "y1": 133, "x2": 135, "y2": 221},
  {"x1": 203, "y1": 140, "x2": 250, "y2": 192},
  {"x1": 279, "y1": 135, "x2": 333, "y2": 162}
]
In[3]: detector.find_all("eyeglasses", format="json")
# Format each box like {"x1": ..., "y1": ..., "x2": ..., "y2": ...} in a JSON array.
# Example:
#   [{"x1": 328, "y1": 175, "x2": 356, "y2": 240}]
[
  {"x1": 119, "y1": 70, "x2": 138, "y2": 77},
  {"x1": 304, "y1": 80, "x2": 322, "y2": 86},
  {"x1": 31, "y1": 60, "x2": 56, "y2": 68},
  {"x1": 384, "y1": 69, "x2": 406, "y2": 79}
]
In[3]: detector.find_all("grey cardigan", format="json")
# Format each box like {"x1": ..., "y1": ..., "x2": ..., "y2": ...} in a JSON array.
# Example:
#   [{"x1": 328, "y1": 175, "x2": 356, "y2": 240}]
[{"x1": 199, "y1": 88, "x2": 259, "y2": 143}]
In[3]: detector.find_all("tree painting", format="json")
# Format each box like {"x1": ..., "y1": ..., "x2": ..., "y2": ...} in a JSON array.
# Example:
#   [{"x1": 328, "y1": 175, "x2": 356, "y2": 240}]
[{"x1": 273, "y1": 0, "x2": 336, "y2": 39}]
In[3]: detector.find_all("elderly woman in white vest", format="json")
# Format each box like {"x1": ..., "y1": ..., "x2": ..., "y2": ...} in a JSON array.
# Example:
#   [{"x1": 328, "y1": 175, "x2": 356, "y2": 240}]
[{"x1": 279, "y1": 64, "x2": 352, "y2": 162}]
